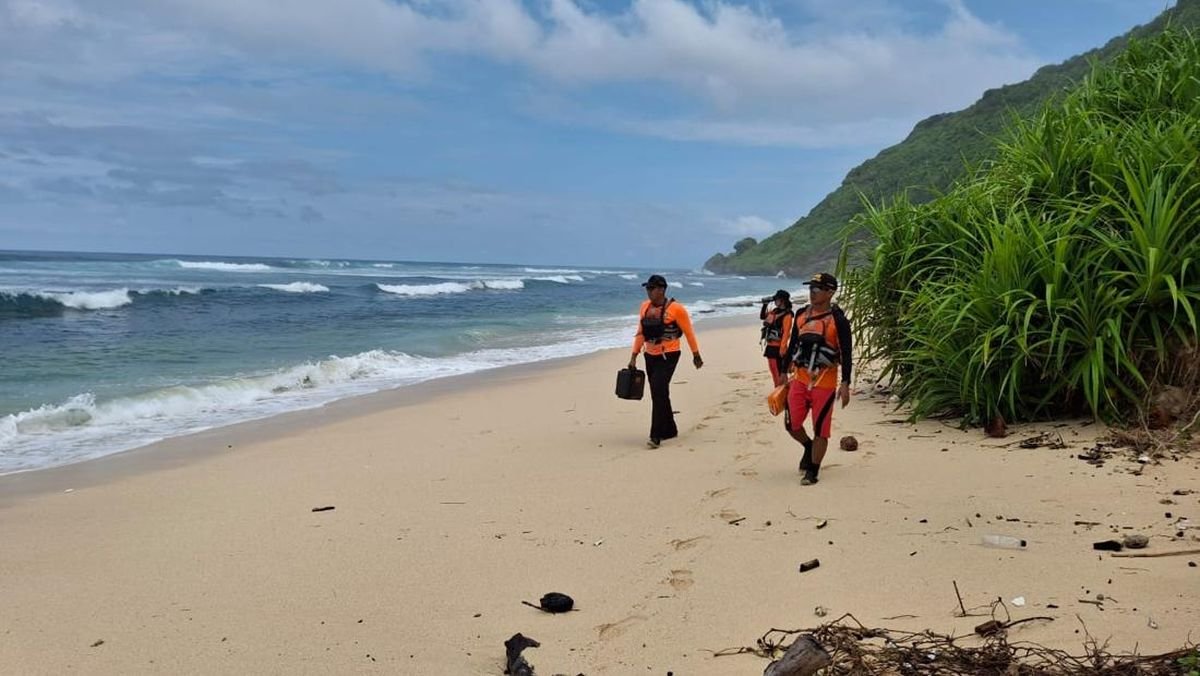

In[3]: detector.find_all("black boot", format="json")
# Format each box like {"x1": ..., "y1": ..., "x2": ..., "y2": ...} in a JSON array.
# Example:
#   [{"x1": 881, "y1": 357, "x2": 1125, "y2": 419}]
[
  {"x1": 798, "y1": 439, "x2": 814, "y2": 472},
  {"x1": 801, "y1": 463, "x2": 820, "y2": 486}
]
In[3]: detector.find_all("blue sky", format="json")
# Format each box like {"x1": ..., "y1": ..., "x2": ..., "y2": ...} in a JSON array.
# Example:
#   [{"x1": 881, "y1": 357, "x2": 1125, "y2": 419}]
[{"x1": 0, "y1": 0, "x2": 1174, "y2": 267}]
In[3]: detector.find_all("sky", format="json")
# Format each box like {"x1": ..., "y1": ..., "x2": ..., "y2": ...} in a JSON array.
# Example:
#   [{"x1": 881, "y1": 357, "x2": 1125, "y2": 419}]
[{"x1": 0, "y1": 0, "x2": 1175, "y2": 267}]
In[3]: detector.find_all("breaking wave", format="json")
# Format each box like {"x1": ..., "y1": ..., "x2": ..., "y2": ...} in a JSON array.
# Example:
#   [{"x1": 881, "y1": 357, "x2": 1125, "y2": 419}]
[
  {"x1": 375, "y1": 279, "x2": 525, "y2": 296},
  {"x1": 259, "y1": 282, "x2": 330, "y2": 294}
]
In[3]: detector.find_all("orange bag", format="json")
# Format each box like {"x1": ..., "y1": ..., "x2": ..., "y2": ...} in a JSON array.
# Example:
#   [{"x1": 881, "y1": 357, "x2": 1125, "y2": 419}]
[{"x1": 767, "y1": 381, "x2": 789, "y2": 416}]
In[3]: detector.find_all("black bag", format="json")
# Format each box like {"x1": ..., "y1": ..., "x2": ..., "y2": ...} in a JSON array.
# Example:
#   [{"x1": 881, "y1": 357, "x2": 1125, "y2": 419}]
[{"x1": 615, "y1": 367, "x2": 645, "y2": 400}]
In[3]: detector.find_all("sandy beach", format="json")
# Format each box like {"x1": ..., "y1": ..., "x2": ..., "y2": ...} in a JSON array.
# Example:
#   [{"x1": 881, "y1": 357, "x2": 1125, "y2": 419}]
[{"x1": 1, "y1": 319, "x2": 1198, "y2": 675}]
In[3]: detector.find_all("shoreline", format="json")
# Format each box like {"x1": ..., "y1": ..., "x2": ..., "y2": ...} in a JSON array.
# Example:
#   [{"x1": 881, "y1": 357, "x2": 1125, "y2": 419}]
[
  {"x1": 1, "y1": 320, "x2": 1197, "y2": 674},
  {"x1": 0, "y1": 314, "x2": 754, "y2": 504}
]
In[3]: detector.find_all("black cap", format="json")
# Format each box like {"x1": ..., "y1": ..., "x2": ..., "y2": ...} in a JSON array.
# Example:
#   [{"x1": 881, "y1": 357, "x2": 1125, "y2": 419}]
[
  {"x1": 641, "y1": 274, "x2": 668, "y2": 288},
  {"x1": 772, "y1": 289, "x2": 791, "y2": 301},
  {"x1": 804, "y1": 272, "x2": 838, "y2": 290}
]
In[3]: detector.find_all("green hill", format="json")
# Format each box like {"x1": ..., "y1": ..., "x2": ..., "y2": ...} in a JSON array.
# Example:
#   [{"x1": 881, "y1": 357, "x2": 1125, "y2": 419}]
[{"x1": 704, "y1": 0, "x2": 1200, "y2": 276}]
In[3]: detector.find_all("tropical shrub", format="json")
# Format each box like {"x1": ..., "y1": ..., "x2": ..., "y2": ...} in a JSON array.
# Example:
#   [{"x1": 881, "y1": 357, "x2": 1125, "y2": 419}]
[{"x1": 840, "y1": 30, "x2": 1200, "y2": 425}]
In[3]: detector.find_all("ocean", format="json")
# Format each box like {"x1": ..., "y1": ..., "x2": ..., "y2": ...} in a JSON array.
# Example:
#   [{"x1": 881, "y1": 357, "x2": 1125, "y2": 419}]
[{"x1": 0, "y1": 250, "x2": 791, "y2": 474}]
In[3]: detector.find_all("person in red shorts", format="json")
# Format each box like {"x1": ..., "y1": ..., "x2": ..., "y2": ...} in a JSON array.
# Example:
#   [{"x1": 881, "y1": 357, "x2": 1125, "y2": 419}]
[
  {"x1": 785, "y1": 272, "x2": 852, "y2": 485},
  {"x1": 759, "y1": 289, "x2": 794, "y2": 387}
]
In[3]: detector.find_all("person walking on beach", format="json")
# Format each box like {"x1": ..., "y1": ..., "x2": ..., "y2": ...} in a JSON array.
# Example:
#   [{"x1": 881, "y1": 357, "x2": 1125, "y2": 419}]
[
  {"x1": 786, "y1": 273, "x2": 852, "y2": 485},
  {"x1": 628, "y1": 274, "x2": 703, "y2": 448},
  {"x1": 760, "y1": 289, "x2": 794, "y2": 387}
]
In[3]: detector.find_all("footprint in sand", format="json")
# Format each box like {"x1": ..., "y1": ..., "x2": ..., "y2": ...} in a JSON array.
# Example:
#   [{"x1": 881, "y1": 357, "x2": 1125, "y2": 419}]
[
  {"x1": 718, "y1": 508, "x2": 741, "y2": 521},
  {"x1": 597, "y1": 615, "x2": 646, "y2": 641},
  {"x1": 666, "y1": 569, "x2": 694, "y2": 591},
  {"x1": 668, "y1": 535, "x2": 707, "y2": 551},
  {"x1": 704, "y1": 487, "x2": 733, "y2": 500},
  {"x1": 738, "y1": 468, "x2": 758, "y2": 477},
  {"x1": 734, "y1": 451, "x2": 759, "y2": 461}
]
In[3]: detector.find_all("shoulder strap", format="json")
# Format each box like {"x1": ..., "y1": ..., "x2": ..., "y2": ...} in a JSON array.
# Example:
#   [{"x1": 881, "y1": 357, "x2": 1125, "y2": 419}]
[
  {"x1": 644, "y1": 299, "x2": 673, "y2": 320},
  {"x1": 804, "y1": 310, "x2": 833, "y2": 322}
]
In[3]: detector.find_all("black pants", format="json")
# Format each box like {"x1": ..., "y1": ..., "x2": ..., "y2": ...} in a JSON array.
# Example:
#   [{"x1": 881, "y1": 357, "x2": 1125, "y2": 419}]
[{"x1": 644, "y1": 351, "x2": 681, "y2": 440}]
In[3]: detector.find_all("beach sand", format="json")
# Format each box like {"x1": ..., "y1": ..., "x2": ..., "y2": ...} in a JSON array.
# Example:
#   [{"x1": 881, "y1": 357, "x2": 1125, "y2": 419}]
[{"x1": 2, "y1": 320, "x2": 1198, "y2": 674}]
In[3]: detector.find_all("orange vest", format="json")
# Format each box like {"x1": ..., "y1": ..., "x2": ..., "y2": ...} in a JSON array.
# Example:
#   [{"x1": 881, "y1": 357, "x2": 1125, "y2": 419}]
[
  {"x1": 762, "y1": 309, "x2": 793, "y2": 357},
  {"x1": 632, "y1": 300, "x2": 699, "y2": 356},
  {"x1": 791, "y1": 307, "x2": 839, "y2": 389}
]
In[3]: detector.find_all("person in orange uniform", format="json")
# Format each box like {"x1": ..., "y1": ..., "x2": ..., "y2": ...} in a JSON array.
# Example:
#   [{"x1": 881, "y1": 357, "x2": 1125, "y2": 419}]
[
  {"x1": 628, "y1": 274, "x2": 703, "y2": 448},
  {"x1": 759, "y1": 289, "x2": 794, "y2": 386},
  {"x1": 786, "y1": 273, "x2": 852, "y2": 485}
]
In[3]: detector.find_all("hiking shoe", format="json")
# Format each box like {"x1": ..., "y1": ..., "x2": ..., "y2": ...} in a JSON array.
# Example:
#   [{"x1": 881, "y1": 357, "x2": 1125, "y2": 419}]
[
  {"x1": 647, "y1": 438, "x2": 661, "y2": 449},
  {"x1": 800, "y1": 472, "x2": 819, "y2": 486}
]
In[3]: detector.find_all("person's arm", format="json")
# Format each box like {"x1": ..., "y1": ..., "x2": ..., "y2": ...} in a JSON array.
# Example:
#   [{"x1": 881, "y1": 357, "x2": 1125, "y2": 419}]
[
  {"x1": 833, "y1": 306, "x2": 853, "y2": 384},
  {"x1": 833, "y1": 305, "x2": 852, "y2": 406},
  {"x1": 673, "y1": 304, "x2": 703, "y2": 368},
  {"x1": 779, "y1": 311, "x2": 794, "y2": 356},
  {"x1": 760, "y1": 302, "x2": 769, "y2": 321},
  {"x1": 629, "y1": 303, "x2": 646, "y2": 367}
]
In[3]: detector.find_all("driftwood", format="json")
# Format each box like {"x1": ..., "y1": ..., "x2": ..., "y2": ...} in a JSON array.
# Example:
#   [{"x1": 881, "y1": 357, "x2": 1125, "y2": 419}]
[
  {"x1": 763, "y1": 634, "x2": 831, "y2": 676},
  {"x1": 503, "y1": 633, "x2": 539, "y2": 676},
  {"x1": 715, "y1": 613, "x2": 1198, "y2": 674},
  {"x1": 974, "y1": 617, "x2": 1054, "y2": 637},
  {"x1": 1111, "y1": 547, "x2": 1200, "y2": 558}
]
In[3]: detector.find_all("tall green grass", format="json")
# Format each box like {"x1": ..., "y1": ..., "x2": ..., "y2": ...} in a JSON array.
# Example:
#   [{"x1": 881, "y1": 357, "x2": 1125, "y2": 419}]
[{"x1": 840, "y1": 30, "x2": 1200, "y2": 425}]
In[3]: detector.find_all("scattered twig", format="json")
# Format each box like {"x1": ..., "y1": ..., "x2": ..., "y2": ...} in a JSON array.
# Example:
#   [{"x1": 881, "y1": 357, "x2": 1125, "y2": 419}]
[
  {"x1": 1009, "y1": 432, "x2": 1068, "y2": 449},
  {"x1": 1112, "y1": 548, "x2": 1200, "y2": 558},
  {"x1": 713, "y1": 614, "x2": 1193, "y2": 674},
  {"x1": 953, "y1": 580, "x2": 967, "y2": 618}
]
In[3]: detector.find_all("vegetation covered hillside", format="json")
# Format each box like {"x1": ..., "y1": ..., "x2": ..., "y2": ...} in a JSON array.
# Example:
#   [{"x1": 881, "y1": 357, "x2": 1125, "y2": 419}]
[
  {"x1": 843, "y1": 29, "x2": 1200, "y2": 428},
  {"x1": 705, "y1": 0, "x2": 1200, "y2": 276}
]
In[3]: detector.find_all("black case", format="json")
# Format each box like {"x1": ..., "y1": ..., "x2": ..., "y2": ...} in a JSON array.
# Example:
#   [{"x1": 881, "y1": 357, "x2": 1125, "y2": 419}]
[{"x1": 615, "y1": 367, "x2": 646, "y2": 400}]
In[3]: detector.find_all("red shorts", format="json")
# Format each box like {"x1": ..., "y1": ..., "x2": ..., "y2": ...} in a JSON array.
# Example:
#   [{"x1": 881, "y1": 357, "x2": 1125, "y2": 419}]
[
  {"x1": 787, "y1": 381, "x2": 836, "y2": 438},
  {"x1": 767, "y1": 358, "x2": 785, "y2": 386}
]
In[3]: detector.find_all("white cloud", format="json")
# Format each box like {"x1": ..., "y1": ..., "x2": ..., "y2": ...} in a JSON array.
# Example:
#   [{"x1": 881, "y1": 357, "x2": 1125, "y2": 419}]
[
  {"x1": 719, "y1": 215, "x2": 778, "y2": 238},
  {"x1": 148, "y1": 0, "x2": 1035, "y2": 119},
  {"x1": 603, "y1": 113, "x2": 914, "y2": 148},
  {"x1": 1, "y1": 0, "x2": 1041, "y2": 146}
]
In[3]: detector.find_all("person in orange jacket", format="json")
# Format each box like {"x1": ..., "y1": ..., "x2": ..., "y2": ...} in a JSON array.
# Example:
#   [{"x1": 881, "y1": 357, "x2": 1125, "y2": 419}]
[
  {"x1": 759, "y1": 289, "x2": 794, "y2": 387},
  {"x1": 628, "y1": 274, "x2": 703, "y2": 448},
  {"x1": 786, "y1": 273, "x2": 852, "y2": 485}
]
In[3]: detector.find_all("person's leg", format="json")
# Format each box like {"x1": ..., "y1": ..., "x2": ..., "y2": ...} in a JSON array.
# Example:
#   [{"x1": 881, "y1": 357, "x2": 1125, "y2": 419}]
[
  {"x1": 647, "y1": 351, "x2": 680, "y2": 442},
  {"x1": 768, "y1": 358, "x2": 783, "y2": 387},
  {"x1": 786, "y1": 380, "x2": 814, "y2": 471},
  {"x1": 802, "y1": 388, "x2": 837, "y2": 485},
  {"x1": 644, "y1": 353, "x2": 661, "y2": 443}
]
